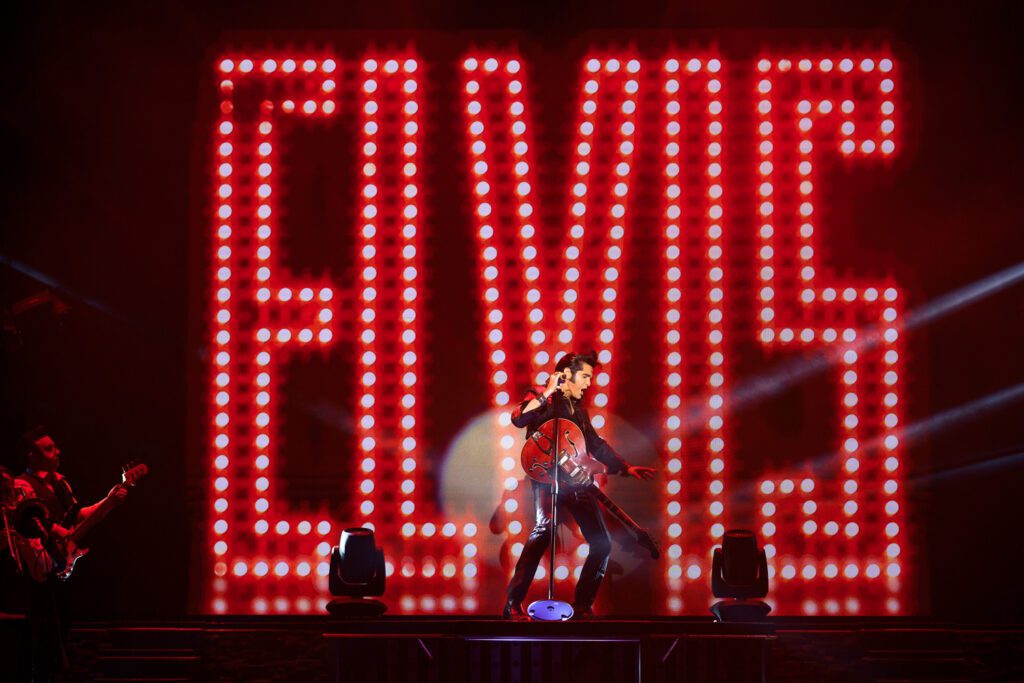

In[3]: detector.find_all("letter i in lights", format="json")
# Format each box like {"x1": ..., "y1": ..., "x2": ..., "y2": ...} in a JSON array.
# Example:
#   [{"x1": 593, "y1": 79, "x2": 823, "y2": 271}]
[
  {"x1": 656, "y1": 55, "x2": 729, "y2": 614},
  {"x1": 460, "y1": 54, "x2": 642, "y2": 590},
  {"x1": 753, "y1": 55, "x2": 904, "y2": 616},
  {"x1": 208, "y1": 53, "x2": 478, "y2": 616}
]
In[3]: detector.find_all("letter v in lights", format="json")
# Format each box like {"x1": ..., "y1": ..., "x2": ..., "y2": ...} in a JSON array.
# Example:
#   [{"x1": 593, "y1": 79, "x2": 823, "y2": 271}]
[{"x1": 459, "y1": 54, "x2": 643, "y2": 589}]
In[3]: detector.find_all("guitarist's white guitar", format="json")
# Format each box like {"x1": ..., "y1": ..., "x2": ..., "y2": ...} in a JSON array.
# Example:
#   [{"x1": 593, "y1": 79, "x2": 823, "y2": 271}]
[{"x1": 50, "y1": 462, "x2": 148, "y2": 581}]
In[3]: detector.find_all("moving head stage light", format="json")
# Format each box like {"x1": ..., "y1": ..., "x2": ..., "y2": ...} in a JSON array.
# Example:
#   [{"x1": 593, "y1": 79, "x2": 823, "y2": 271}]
[
  {"x1": 327, "y1": 527, "x2": 387, "y2": 617},
  {"x1": 710, "y1": 529, "x2": 771, "y2": 622}
]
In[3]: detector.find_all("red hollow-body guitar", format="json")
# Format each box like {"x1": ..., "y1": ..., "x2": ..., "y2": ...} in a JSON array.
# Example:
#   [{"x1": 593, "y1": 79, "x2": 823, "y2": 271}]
[{"x1": 521, "y1": 418, "x2": 660, "y2": 559}]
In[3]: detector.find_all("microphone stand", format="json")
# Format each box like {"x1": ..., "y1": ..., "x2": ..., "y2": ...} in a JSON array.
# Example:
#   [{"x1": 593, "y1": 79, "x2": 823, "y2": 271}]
[{"x1": 528, "y1": 393, "x2": 574, "y2": 621}]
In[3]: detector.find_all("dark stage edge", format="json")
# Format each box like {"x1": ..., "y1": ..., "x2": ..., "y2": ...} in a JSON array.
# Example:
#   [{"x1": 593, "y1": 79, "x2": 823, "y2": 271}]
[{"x1": 2, "y1": 615, "x2": 1023, "y2": 682}]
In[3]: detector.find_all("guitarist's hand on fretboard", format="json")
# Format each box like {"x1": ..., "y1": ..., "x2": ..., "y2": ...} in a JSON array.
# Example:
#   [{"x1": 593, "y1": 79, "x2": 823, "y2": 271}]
[{"x1": 107, "y1": 483, "x2": 129, "y2": 502}]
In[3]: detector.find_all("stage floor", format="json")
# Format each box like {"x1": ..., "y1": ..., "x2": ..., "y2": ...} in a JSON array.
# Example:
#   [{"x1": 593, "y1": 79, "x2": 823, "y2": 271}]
[{"x1": 3, "y1": 615, "x2": 1023, "y2": 682}]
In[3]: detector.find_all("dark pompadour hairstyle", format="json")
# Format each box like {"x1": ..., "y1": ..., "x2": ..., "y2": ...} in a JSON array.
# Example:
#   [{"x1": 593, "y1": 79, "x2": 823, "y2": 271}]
[{"x1": 554, "y1": 350, "x2": 599, "y2": 375}]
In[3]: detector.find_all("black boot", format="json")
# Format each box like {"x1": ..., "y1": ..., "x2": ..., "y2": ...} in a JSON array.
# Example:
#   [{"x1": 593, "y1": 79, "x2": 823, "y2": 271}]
[{"x1": 501, "y1": 599, "x2": 525, "y2": 619}]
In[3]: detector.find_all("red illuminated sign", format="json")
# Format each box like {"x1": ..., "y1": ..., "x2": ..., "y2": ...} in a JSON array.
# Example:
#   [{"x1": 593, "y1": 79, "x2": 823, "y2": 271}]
[{"x1": 205, "y1": 48, "x2": 905, "y2": 616}]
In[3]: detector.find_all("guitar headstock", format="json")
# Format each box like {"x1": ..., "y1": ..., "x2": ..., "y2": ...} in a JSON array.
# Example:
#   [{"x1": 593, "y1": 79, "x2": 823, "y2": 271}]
[{"x1": 121, "y1": 461, "x2": 149, "y2": 486}]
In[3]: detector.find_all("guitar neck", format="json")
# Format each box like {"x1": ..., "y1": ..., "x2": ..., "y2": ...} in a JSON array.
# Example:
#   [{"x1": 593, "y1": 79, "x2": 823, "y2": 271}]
[
  {"x1": 587, "y1": 484, "x2": 643, "y2": 535},
  {"x1": 69, "y1": 488, "x2": 122, "y2": 544}
]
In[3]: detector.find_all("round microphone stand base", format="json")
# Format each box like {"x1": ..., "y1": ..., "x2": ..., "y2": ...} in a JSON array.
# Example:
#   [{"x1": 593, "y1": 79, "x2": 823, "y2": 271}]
[{"x1": 527, "y1": 599, "x2": 574, "y2": 621}]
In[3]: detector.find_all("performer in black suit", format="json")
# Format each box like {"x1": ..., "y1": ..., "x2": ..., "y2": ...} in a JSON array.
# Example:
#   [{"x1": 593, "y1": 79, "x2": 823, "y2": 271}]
[{"x1": 501, "y1": 351, "x2": 655, "y2": 619}]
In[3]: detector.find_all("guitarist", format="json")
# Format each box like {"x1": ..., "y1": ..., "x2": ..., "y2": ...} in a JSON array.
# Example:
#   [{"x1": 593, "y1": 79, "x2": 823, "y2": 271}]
[
  {"x1": 13, "y1": 425, "x2": 128, "y2": 679},
  {"x1": 502, "y1": 351, "x2": 656, "y2": 620},
  {"x1": 14, "y1": 427, "x2": 129, "y2": 567}
]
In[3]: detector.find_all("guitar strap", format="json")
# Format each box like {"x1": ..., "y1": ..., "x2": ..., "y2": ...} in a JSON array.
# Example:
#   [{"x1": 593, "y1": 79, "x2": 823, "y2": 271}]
[{"x1": 55, "y1": 477, "x2": 80, "y2": 528}]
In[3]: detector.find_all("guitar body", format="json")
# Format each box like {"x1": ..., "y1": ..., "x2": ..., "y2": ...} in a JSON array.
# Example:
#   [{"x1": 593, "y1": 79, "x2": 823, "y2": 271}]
[
  {"x1": 54, "y1": 538, "x2": 89, "y2": 581},
  {"x1": 520, "y1": 418, "x2": 661, "y2": 559},
  {"x1": 521, "y1": 419, "x2": 607, "y2": 487}
]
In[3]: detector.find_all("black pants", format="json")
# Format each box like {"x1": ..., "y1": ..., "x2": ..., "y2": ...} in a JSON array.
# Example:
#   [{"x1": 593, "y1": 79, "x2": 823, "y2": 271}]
[
  {"x1": 28, "y1": 578, "x2": 69, "y2": 680},
  {"x1": 505, "y1": 480, "x2": 611, "y2": 608}
]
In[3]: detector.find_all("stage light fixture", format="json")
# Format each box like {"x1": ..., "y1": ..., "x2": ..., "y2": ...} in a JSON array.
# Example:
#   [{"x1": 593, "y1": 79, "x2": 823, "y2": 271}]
[
  {"x1": 326, "y1": 527, "x2": 387, "y2": 617},
  {"x1": 710, "y1": 529, "x2": 771, "y2": 622}
]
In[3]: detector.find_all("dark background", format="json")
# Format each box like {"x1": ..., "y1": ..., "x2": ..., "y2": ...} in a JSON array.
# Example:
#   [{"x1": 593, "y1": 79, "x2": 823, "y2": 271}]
[{"x1": 1, "y1": 1, "x2": 1021, "y2": 619}]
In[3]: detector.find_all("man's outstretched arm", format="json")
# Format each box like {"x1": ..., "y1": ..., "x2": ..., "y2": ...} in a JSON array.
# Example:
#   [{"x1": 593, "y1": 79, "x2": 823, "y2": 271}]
[{"x1": 582, "y1": 410, "x2": 656, "y2": 480}]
